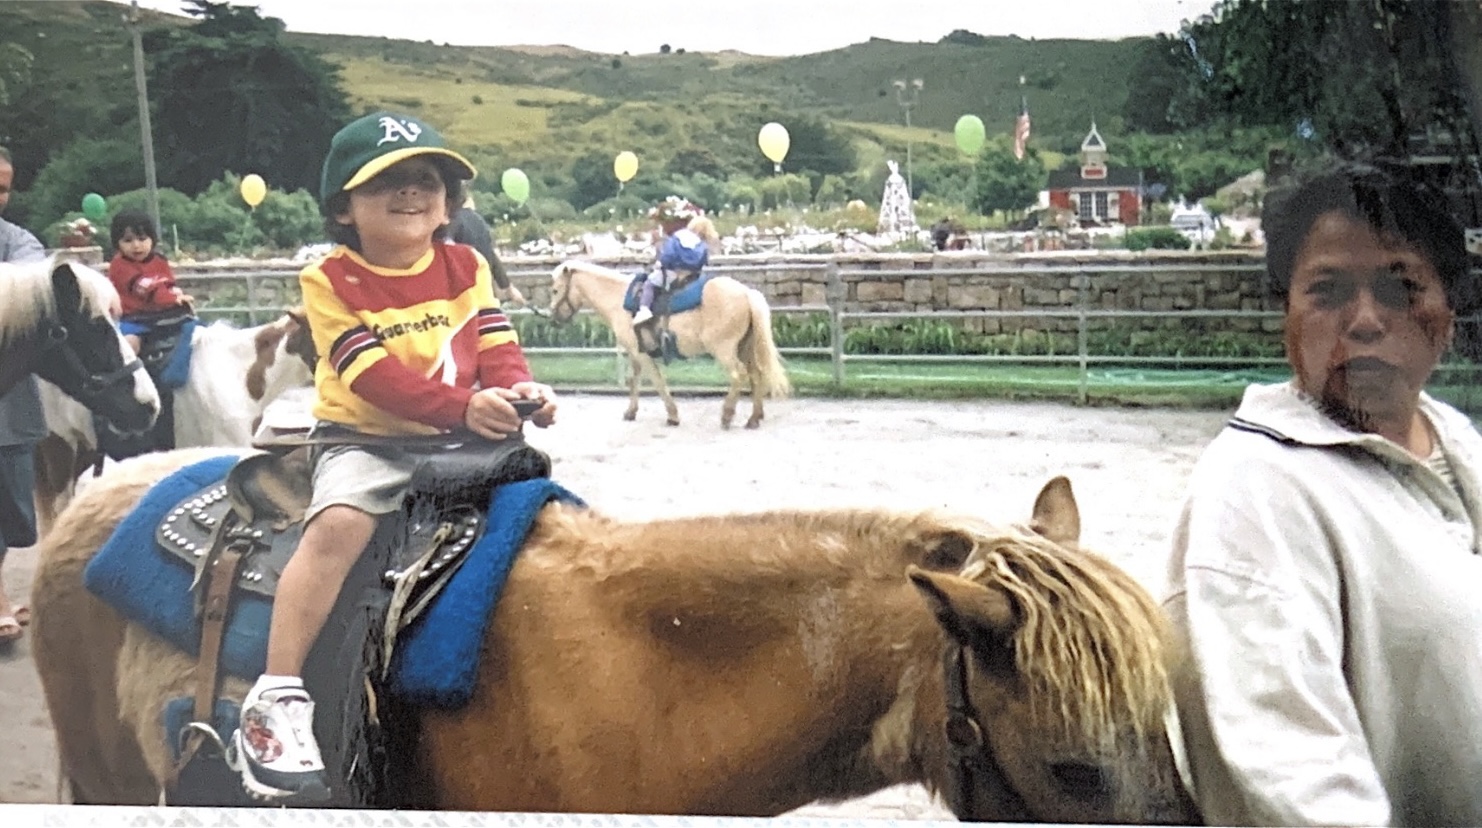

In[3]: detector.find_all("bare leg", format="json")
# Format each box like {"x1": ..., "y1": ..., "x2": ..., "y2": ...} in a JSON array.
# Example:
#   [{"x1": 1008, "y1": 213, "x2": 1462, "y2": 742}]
[
  {"x1": 264, "y1": 505, "x2": 376, "y2": 675},
  {"x1": 0, "y1": 567, "x2": 17, "y2": 624}
]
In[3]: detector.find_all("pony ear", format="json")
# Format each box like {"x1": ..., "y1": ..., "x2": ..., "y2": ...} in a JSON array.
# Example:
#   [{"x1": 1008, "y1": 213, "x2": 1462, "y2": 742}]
[
  {"x1": 912, "y1": 529, "x2": 976, "y2": 571},
  {"x1": 908, "y1": 566, "x2": 1020, "y2": 653},
  {"x1": 51, "y1": 262, "x2": 83, "y2": 313},
  {"x1": 285, "y1": 306, "x2": 308, "y2": 326},
  {"x1": 1029, "y1": 476, "x2": 1080, "y2": 546}
]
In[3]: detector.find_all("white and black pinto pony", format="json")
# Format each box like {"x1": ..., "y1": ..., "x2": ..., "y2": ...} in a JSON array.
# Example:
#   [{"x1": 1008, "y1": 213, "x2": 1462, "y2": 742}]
[
  {"x1": 33, "y1": 309, "x2": 315, "y2": 535},
  {"x1": 0, "y1": 256, "x2": 159, "y2": 436}
]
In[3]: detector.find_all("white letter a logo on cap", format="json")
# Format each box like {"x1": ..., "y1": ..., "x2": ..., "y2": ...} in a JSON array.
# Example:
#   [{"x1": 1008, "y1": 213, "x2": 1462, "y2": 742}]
[{"x1": 376, "y1": 116, "x2": 423, "y2": 146}]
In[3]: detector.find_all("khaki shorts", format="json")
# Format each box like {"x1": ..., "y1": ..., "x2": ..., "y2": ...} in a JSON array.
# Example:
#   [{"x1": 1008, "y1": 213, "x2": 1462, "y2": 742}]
[{"x1": 306, "y1": 441, "x2": 417, "y2": 524}]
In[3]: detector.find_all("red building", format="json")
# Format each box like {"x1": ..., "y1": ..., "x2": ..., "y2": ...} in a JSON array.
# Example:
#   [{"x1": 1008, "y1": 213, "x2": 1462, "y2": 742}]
[{"x1": 1046, "y1": 123, "x2": 1142, "y2": 226}]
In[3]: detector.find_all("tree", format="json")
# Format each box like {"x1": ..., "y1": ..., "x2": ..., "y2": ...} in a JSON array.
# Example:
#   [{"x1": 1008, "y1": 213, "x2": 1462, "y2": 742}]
[
  {"x1": 21, "y1": 138, "x2": 144, "y2": 231},
  {"x1": 667, "y1": 147, "x2": 727, "y2": 180},
  {"x1": 1142, "y1": 0, "x2": 1477, "y2": 160},
  {"x1": 971, "y1": 136, "x2": 1045, "y2": 217},
  {"x1": 940, "y1": 30, "x2": 989, "y2": 47},
  {"x1": 0, "y1": 42, "x2": 33, "y2": 107},
  {"x1": 1121, "y1": 35, "x2": 1189, "y2": 134},
  {"x1": 814, "y1": 175, "x2": 850, "y2": 208},
  {"x1": 142, "y1": 1, "x2": 351, "y2": 195},
  {"x1": 567, "y1": 151, "x2": 620, "y2": 211},
  {"x1": 750, "y1": 114, "x2": 855, "y2": 178}
]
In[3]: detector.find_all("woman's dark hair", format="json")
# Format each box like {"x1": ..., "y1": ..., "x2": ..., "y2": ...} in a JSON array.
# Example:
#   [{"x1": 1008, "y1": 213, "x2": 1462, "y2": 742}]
[
  {"x1": 1262, "y1": 161, "x2": 1474, "y2": 315},
  {"x1": 322, "y1": 159, "x2": 466, "y2": 250},
  {"x1": 110, "y1": 208, "x2": 159, "y2": 250}
]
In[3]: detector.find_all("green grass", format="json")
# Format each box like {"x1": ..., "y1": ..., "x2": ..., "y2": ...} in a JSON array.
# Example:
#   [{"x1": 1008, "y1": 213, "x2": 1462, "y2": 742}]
[
  {"x1": 526, "y1": 352, "x2": 1482, "y2": 415},
  {"x1": 526, "y1": 353, "x2": 1288, "y2": 409}
]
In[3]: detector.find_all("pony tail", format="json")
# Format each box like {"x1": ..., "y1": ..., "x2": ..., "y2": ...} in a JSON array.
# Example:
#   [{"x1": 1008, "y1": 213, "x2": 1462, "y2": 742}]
[{"x1": 687, "y1": 216, "x2": 719, "y2": 246}]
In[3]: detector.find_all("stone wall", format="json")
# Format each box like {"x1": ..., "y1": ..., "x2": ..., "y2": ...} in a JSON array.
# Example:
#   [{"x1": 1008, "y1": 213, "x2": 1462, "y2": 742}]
[
  {"x1": 502, "y1": 250, "x2": 1281, "y2": 335},
  {"x1": 170, "y1": 250, "x2": 1280, "y2": 335}
]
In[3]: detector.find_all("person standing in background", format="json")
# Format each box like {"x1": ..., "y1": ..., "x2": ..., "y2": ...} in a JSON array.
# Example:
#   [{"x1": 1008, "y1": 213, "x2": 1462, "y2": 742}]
[
  {"x1": 1165, "y1": 162, "x2": 1482, "y2": 826},
  {"x1": 0, "y1": 145, "x2": 48, "y2": 644},
  {"x1": 448, "y1": 194, "x2": 525, "y2": 307}
]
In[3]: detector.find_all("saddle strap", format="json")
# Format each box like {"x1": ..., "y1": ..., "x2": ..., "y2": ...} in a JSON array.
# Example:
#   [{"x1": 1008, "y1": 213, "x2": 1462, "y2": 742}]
[
  {"x1": 172, "y1": 545, "x2": 244, "y2": 784},
  {"x1": 379, "y1": 521, "x2": 456, "y2": 679}
]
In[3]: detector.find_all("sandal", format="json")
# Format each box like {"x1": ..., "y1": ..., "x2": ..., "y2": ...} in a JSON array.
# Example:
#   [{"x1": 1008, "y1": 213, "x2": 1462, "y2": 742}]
[{"x1": 0, "y1": 614, "x2": 20, "y2": 644}]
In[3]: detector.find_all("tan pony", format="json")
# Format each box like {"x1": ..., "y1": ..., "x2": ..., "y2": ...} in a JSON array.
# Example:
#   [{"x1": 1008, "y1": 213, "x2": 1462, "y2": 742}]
[
  {"x1": 549, "y1": 260, "x2": 790, "y2": 428},
  {"x1": 32, "y1": 451, "x2": 1197, "y2": 823}
]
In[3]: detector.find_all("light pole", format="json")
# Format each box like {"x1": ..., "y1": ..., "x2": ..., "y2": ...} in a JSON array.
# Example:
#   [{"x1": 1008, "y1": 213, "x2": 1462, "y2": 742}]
[
  {"x1": 125, "y1": 0, "x2": 161, "y2": 237},
  {"x1": 893, "y1": 78, "x2": 923, "y2": 196}
]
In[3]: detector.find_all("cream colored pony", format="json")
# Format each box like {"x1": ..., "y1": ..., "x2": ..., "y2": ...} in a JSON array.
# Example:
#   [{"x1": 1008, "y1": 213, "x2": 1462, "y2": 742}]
[
  {"x1": 32, "y1": 451, "x2": 1197, "y2": 822},
  {"x1": 549, "y1": 260, "x2": 790, "y2": 428}
]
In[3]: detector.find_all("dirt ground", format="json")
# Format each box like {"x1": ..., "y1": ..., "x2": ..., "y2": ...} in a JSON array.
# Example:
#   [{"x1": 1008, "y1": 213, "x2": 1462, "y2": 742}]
[{"x1": 0, "y1": 393, "x2": 1231, "y2": 814}]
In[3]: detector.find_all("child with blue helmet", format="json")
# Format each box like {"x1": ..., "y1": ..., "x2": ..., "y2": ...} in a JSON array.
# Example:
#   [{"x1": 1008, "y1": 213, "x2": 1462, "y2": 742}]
[{"x1": 633, "y1": 202, "x2": 719, "y2": 326}]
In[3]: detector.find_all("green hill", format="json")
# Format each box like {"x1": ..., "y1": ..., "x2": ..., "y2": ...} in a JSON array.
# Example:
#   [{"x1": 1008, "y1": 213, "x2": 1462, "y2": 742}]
[
  {"x1": 3, "y1": 0, "x2": 1142, "y2": 185},
  {"x1": 295, "y1": 31, "x2": 1142, "y2": 153}
]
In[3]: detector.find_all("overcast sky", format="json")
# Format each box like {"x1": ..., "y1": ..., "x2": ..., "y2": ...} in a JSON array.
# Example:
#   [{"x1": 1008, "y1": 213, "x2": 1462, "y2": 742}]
[{"x1": 125, "y1": 0, "x2": 1214, "y2": 56}]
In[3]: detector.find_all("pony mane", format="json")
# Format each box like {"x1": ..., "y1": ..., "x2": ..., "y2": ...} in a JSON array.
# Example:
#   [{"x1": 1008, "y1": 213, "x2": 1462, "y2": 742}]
[
  {"x1": 0, "y1": 257, "x2": 58, "y2": 351},
  {"x1": 961, "y1": 529, "x2": 1173, "y2": 747},
  {"x1": 0, "y1": 257, "x2": 120, "y2": 352}
]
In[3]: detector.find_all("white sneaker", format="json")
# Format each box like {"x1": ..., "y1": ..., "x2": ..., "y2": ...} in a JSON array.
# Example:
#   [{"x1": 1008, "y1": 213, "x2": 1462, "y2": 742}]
[
  {"x1": 234, "y1": 685, "x2": 331, "y2": 802},
  {"x1": 632, "y1": 307, "x2": 654, "y2": 325}
]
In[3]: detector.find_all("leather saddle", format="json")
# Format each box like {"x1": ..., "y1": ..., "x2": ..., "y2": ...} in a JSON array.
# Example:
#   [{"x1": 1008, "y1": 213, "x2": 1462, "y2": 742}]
[
  {"x1": 156, "y1": 436, "x2": 550, "y2": 620},
  {"x1": 133, "y1": 308, "x2": 195, "y2": 378},
  {"x1": 626, "y1": 277, "x2": 693, "y2": 361},
  {"x1": 156, "y1": 433, "x2": 551, "y2": 807}
]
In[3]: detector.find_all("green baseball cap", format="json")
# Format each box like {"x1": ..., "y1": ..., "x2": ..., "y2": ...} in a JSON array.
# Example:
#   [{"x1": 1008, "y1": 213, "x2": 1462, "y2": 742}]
[{"x1": 319, "y1": 111, "x2": 477, "y2": 210}]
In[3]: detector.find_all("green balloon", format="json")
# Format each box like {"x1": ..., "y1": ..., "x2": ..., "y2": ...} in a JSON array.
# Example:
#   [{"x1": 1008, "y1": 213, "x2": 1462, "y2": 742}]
[
  {"x1": 501, "y1": 168, "x2": 530, "y2": 204},
  {"x1": 954, "y1": 115, "x2": 986, "y2": 155},
  {"x1": 81, "y1": 192, "x2": 107, "y2": 222}
]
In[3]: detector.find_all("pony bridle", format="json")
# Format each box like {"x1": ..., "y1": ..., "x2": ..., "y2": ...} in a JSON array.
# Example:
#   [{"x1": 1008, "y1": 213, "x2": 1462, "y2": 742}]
[
  {"x1": 40, "y1": 319, "x2": 145, "y2": 412},
  {"x1": 548, "y1": 274, "x2": 578, "y2": 324},
  {"x1": 941, "y1": 645, "x2": 1033, "y2": 822}
]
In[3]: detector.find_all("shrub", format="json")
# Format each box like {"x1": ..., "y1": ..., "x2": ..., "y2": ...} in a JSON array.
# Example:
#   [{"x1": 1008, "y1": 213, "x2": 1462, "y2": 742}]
[
  {"x1": 251, "y1": 188, "x2": 323, "y2": 250},
  {"x1": 18, "y1": 137, "x2": 143, "y2": 231},
  {"x1": 1125, "y1": 227, "x2": 1192, "y2": 251}
]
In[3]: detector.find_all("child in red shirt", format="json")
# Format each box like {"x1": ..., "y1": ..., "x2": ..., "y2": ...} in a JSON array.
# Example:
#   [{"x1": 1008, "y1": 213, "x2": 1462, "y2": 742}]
[{"x1": 107, "y1": 209, "x2": 193, "y2": 352}]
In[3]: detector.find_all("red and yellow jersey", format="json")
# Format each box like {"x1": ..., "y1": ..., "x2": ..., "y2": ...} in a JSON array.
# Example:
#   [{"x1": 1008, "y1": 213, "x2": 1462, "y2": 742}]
[{"x1": 300, "y1": 242, "x2": 532, "y2": 436}]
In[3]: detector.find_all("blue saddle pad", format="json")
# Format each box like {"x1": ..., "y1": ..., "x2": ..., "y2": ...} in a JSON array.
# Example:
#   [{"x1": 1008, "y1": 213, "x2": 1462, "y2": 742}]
[
  {"x1": 83, "y1": 457, "x2": 584, "y2": 709},
  {"x1": 157, "y1": 318, "x2": 197, "y2": 390},
  {"x1": 390, "y1": 478, "x2": 583, "y2": 708},
  {"x1": 622, "y1": 272, "x2": 714, "y2": 315}
]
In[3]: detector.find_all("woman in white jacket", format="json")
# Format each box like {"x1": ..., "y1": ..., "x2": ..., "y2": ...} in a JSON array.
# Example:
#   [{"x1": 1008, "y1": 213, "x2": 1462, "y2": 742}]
[{"x1": 1165, "y1": 162, "x2": 1482, "y2": 827}]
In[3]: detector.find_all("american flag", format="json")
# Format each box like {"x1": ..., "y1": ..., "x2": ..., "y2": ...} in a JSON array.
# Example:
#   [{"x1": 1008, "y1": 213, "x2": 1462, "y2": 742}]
[{"x1": 1013, "y1": 98, "x2": 1031, "y2": 161}]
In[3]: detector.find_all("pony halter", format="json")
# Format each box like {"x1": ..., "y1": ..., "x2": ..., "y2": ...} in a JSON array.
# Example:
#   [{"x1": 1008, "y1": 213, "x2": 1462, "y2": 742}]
[
  {"x1": 41, "y1": 319, "x2": 145, "y2": 412},
  {"x1": 941, "y1": 645, "x2": 1033, "y2": 821}
]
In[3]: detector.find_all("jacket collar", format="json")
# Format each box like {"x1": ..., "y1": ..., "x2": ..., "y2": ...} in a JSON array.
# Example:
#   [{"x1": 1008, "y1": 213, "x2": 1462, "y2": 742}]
[{"x1": 1227, "y1": 380, "x2": 1469, "y2": 466}]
